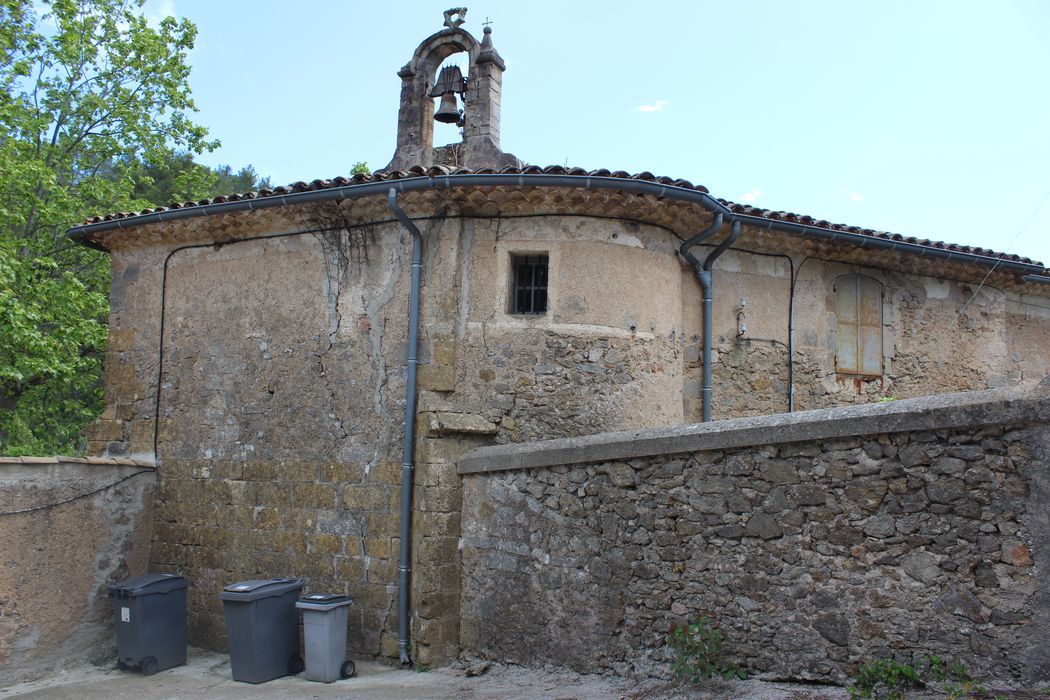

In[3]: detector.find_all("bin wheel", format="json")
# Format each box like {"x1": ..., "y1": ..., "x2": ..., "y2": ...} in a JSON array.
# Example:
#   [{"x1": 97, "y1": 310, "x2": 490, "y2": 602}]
[
  {"x1": 341, "y1": 659, "x2": 356, "y2": 679},
  {"x1": 288, "y1": 655, "x2": 305, "y2": 675},
  {"x1": 141, "y1": 657, "x2": 159, "y2": 676}
]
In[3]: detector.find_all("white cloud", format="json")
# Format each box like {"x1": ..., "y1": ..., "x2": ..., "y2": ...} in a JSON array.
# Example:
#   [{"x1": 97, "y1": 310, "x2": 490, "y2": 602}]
[
  {"x1": 740, "y1": 187, "x2": 762, "y2": 203},
  {"x1": 636, "y1": 99, "x2": 669, "y2": 113},
  {"x1": 843, "y1": 187, "x2": 865, "y2": 202}
]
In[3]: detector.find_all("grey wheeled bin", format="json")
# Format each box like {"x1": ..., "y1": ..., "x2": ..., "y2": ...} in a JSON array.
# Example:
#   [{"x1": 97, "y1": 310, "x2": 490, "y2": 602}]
[
  {"x1": 107, "y1": 572, "x2": 189, "y2": 675},
  {"x1": 219, "y1": 578, "x2": 304, "y2": 683},
  {"x1": 296, "y1": 593, "x2": 356, "y2": 683}
]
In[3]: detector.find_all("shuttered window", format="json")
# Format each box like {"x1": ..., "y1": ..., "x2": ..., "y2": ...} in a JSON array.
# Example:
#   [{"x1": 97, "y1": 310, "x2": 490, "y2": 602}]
[{"x1": 835, "y1": 274, "x2": 882, "y2": 376}]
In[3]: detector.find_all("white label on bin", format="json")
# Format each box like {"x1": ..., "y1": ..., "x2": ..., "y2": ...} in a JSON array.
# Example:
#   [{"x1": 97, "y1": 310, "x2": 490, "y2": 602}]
[
  {"x1": 121, "y1": 607, "x2": 130, "y2": 623},
  {"x1": 232, "y1": 585, "x2": 250, "y2": 591}
]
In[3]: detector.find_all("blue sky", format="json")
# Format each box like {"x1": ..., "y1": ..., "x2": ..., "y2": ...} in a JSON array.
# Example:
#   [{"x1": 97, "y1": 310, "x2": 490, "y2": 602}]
[{"x1": 149, "y1": 0, "x2": 1050, "y2": 267}]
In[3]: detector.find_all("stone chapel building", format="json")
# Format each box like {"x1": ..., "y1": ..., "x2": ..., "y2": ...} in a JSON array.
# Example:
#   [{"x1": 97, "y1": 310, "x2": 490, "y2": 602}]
[{"x1": 68, "y1": 10, "x2": 1050, "y2": 677}]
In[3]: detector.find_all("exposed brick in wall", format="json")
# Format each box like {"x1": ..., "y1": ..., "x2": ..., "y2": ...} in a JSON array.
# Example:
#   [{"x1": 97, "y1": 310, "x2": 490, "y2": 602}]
[{"x1": 458, "y1": 385, "x2": 1050, "y2": 683}]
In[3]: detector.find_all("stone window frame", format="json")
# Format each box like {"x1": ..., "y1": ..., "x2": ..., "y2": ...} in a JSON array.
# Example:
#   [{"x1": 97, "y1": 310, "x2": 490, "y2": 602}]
[
  {"x1": 495, "y1": 242, "x2": 558, "y2": 322},
  {"x1": 832, "y1": 272, "x2": 889, "y2": 378}
]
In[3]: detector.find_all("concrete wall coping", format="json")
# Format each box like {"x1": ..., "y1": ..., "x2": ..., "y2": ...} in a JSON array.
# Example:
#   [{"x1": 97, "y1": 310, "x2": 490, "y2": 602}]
[
  {"x1": 0, "y1": 455, "x2": 154, "y2": 467},
  {"x1": 457, "y1": 380, "x2": 1050, "y2": 475}
]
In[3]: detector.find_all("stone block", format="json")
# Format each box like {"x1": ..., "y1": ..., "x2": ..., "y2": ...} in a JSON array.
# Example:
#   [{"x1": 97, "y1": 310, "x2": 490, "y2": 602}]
[
  {"x1": 128, "y1": 420, "x2": 154, "y2": 453},
  {"x1": 87, "y1": 419, "x2": 125, "y2": 443},
  {"x1": 320, "y1": 462, "x2": 363, "y2": 483},
  {"x1": 416, "y1": 591, "x2": 460, "y2": 619},
  {"x1": 365, "y1": 536, "x2": 392, "y2": 559},
  {"x1": 335, "y1": 556, "x2": 365, "y2": 582},
  {"x1": 282, "y1": 508, "x2": 318, "y2": 533},
  {"x1": 425, "y1": 412, "x2": 498, "y2": 437},
  {"x1": 310, "y1": 533, "x2": 343, "y2": 556},
  {"x1": 273, "y1": 531, "x2": 308, "y2": 556},
  {"x1": 343, "y1": 485, "x2": 391, "y2": 511},
  {"x1": 294, "y1": 482, "x2": 336, "y2": 509},
  {"x1": 416, "y1": 486, "x2": 462, "y2": 513},
  {"x1": 418, "y1": 364, "x2": 456, "y2": 392},
  {"x1": 416, "y1": 462, "x2": 461, "y2": 487},
  {"x1": 242, "y1": 461, "x2": 279, "y2": 481},
  {"x1": 251, "y1": 506, "x2": 280, "y2": 530},
  {"x1": 416, "y1": 510, "x2": 461, "y2": 536},
  {"x1": 1000, "y1": 540, "x2": 1032, "y2": 567},
  {"x1": 376, "y1": 460, "x2": 403, "y2": 485},
  {"x1": 380, "y1": 634, "x2": 400, "y2": 658},
  {"x1": 844, "y1": 478, "x2": 888, "y2": 511},
  {"x1": 418, "y1": 618, "x2": 459, "y2": 646},
  {"x1": 416, "y1": 536, "x2": 459, "y2": 562},
  {"x1": 366, "y1": 512, "x2": 400, "y2": 534},
  {"x1": 281, "y1": 462, "x2": 319, "y2": 482},
  {"x1": 431, "y1": 338, "x2": 457, "y2": 366},
  {"x1": 902, "y1": 551, "x2": 940, "y2": 583},
  {"x1": 366, "y1": 557, "x2": 397, "y2": 584},
  {"x1": 745, "y1": 512, "x2": 783, "y2": 539}
]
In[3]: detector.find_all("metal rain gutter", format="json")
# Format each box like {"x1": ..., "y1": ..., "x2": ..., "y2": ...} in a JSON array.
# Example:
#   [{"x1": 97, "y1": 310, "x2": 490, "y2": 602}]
[
  {"x1": 387, "y1": 188, "x2": 423, "y2": 666},
  {"x1": 68, "y1": 174, "x2": 1047, "y2": 277}
]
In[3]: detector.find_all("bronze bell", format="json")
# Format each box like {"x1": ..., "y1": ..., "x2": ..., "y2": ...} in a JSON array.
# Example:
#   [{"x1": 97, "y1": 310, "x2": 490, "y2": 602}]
[
  {"x1": 434, "y1": 91, "x2": 461, "y2": 124},
  {"x1": 431, "y1": 65, "x2": 466, "y2": 125}
]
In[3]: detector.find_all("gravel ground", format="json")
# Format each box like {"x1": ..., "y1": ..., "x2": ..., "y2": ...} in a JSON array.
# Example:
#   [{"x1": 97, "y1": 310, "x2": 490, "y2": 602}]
[{"x1": 0, "y1": 647, "x2": 852, "y2": 700}]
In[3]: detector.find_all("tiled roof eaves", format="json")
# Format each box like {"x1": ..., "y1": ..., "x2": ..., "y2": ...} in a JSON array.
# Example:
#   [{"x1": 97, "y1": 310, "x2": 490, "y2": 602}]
[{"x1": 70, "y1": 165, "x2": 1045, "y2": 272}]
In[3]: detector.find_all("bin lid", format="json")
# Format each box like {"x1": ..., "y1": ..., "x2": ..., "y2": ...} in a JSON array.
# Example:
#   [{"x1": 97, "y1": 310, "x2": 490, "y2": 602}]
[
  {"x1": 295, "y1": 593, "x2": 354, "y2": 611},
  {"x1": 108, "y1": 572, "x2": 189, "y2": 598},
  {"x1": 219, "y1": 578, "x2": 303, "y2": 602}
]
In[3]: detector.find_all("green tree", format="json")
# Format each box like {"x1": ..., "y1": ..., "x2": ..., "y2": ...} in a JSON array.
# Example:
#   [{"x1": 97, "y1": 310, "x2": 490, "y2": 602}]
[
  {"x1": 0, "y1": 0, "x2": 215, "y2": 455},
  {"x1": 129, "y1": 154, "x2": 272, "y2": 206}
]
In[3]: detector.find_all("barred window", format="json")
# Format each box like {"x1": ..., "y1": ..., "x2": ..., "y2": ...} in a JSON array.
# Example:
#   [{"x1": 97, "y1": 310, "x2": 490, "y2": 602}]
[
  {"x1": 510, "y1": 254, "x2": 548, "y2": 315},
  {"x1": 834, "y1": 274, "x2": 882, "y2": 376}
]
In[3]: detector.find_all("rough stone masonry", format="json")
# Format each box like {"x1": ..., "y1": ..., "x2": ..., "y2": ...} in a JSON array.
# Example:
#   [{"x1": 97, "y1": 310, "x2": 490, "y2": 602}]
[{"x1": 457, "y1": 382, "x2": 1050, "y2": 683}]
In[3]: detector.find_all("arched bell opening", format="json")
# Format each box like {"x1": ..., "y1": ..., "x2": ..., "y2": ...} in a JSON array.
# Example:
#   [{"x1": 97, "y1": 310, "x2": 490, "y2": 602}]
[{"x1": 385, "y1": 10, "x2": 520, "y2": 171}]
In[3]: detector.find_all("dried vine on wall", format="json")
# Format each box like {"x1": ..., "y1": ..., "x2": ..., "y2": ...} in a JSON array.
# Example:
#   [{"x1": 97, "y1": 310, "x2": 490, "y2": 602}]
[{"x1": 305, "y1": 202, "x2": 375, "y2": 290}]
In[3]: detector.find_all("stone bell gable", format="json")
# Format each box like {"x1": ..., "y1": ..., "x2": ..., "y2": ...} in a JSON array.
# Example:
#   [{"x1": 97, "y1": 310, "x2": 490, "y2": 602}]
[{"x1": 385, "y1": 9, "x2": 521, "y2": 171}]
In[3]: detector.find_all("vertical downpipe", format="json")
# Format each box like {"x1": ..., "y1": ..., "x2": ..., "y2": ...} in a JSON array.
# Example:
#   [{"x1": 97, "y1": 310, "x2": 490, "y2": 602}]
[
  {"x1": 388, "y1": 188, "x2": 422, "y2": 665},
  {"x1": 698, "y1": 269, "x2": 714, "y2": 421},
  {"x1": 680, "y1": 215, "x2": 740, "y2": 422},
  {"x1": 699, "y1": 220, "x2": 741, "y2": 421}
]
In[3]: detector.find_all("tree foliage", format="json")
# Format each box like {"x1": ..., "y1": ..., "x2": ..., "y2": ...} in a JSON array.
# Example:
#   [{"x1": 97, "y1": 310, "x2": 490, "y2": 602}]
[
  {"x1": 0, "y1": 0, "x2": 215, "y2": 455},
  {"x1": 130, "y1": 152, "x2": 273, "y2": 206}
]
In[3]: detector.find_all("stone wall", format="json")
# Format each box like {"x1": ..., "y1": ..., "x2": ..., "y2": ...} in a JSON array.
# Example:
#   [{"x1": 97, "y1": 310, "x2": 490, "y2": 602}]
[
  {"x1": 84, "y1": 190, "x2": 1050, "y2": 666},
  {"x1": 682, "y1": 252, "x2": 1050, "y2": 421},
  {"x1": 457, "y1": 382, "x2": 1050, "y2": 684},
  {"x1": 107, "y1": 210, "x2": 685, "y2": 663},
  {"x1": 0, "y1": 457, "x2": 155, "y2": 685}
]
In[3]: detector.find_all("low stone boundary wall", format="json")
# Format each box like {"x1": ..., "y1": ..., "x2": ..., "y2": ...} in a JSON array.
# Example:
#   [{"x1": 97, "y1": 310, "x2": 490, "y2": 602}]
[
  {"x1": 0, "y1": 457, "x2": 155, "y2": 686},
  {"x1": 457, "y1": 382, "x2": 1050, "y2": 683}
]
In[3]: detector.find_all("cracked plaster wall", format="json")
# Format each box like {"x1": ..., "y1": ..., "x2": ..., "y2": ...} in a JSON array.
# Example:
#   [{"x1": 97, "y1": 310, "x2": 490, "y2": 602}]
[
  {"x1": 0, "y1": 461, "x2": 154, "y2": 685},
  {"x1": 85, "y1": 201, "x2": 1050, "y2": 665},
  {"x1": 97, "y1": 211, "x2": 689, "y2": 662}
]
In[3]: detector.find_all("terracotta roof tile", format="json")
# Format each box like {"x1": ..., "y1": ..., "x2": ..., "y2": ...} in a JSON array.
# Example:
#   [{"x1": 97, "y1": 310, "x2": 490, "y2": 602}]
[{"x1": 78, "y1": 166, "x2": 1042, "y2": 267}]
